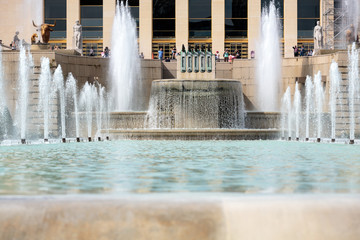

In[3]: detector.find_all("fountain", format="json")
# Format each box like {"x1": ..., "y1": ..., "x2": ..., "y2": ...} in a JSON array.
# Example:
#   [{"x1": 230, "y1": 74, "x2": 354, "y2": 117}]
[
  {"x1": 314, "y1": 71, "x2": 324, "y2": 142},
  {"x1": 305, "y1": 76, "x2": 313, "y2": 141},
  {"x1": 65, "y1": 73, "x2": 80, "y2": 141},
  {"x1": 293, "y1": 82, "x2": 301, "y2": 141},
  {"x1": 16, "y1": 44, "x2": 31, "y2": 144},
  {"x1": 281, "y1": 87, "x2": 292, "y2": 140},
  {"x1": 54, "y1": 65, "x2": 66, "y2": 142},
  {"x1": 329, "y1": 61, "x2": 342, "y2": 142},
  {"x1": 348, "y1": 43, "x2": 359, "y2": 143},
  {"x1": 0, "y1": 45, "x2": 9, "y2": 140},
  {"x1": 38, "y1": 57, "x2": 52, "y2": 142},
  {"x1": 256, "y1": 0, "x2": 281, "y2": 111},
  {"x1": 109, "y1": 0, "x2": 142, "y2": 111}
]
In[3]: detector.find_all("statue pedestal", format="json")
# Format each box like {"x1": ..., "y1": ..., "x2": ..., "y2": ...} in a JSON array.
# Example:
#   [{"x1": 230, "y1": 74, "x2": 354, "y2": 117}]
[{"x1": 30, "y1": 44, "x2": 50, "y2": 51}]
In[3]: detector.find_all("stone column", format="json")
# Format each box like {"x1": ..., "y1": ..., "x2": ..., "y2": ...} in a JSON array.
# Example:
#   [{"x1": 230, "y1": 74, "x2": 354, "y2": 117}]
[
  {"x1": 66, "y1": 0, "x2": 80, "y2": 49},
  {"x1": 284, "y1": 0, "x2": 297, "y2": 58},
  {"x1": 248, "y1": 0, "x2": 261, "y2": 59},
  {"x1": 176, "y1": 0, "x2": 189, "y2": 54},
  {"x1": 212, "y1": 0, "x2": 225, "y2": 54},
  {"x1": 139, "y1": 0, "x2": 152, "y2": 59},
  {"x1": 103, "y1": 0, "x2": 115, "y2": 49}
]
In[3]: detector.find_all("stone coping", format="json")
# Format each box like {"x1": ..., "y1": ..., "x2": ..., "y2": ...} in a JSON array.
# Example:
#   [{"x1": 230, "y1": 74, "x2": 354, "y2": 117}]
[
  {"x1": 104, "y1": 129, "x2": 280, "y2": 140},
  {"x1": 0, "y1": 194, "x2": 359, "y2": 240},
  {"x1": 153, "y1": 78, "x2": 242, "y2": 83}
]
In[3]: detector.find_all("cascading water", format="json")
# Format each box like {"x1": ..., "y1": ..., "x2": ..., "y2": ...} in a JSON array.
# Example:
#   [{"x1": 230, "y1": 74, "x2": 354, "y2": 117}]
[
  {"x1": 54, "y1": 65, "x2": 66, "y2": 140},
  {"x1": 294, "y1": 82, "x2": 301, "y2": 140},
  {"x1": 329, "y1": 61, "x2": 342, "y2": 140},
  {"x1": 65, "y1": 73, "x2": 80, "y2": 139},
  {"x1": 109, "y1": 0, "x2": 141, "y2": 111},
  {"x1": 38, "y1": 57, "x2": 52, "y2": 140},
  {"x1": 17, "y1": 44, "x2": 30, "y2": 141},
  {"x1": 348, "y1": 43, "x2": 359, "y2": 141},
  {"x1": 305, "y1": 76, "x2": 313, "y2": 140},
  {"x1": 146, "y1": 80, "x2": 245, "y2": 129},
  {"x1": 314, "y1": 71, "x2": 324, "y2": 140},
  {"x1": 256, "y1": 0, "x2": 281, "y2": 111}
]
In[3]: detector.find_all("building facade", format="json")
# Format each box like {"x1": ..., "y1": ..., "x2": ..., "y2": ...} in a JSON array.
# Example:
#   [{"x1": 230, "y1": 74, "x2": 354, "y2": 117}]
[{"x1": 3, "y1": 0, "x2": 345, "y2": 59}]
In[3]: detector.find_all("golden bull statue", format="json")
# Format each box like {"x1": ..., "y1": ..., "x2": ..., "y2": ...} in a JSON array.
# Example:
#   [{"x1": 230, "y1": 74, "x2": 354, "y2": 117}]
[{"x1": 32, "y1": 20, "x2": 56, "y2": 44}]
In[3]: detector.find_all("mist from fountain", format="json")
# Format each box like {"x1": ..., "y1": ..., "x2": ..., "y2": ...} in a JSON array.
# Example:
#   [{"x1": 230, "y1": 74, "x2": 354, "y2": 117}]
[
  {"x1": 329, "y1": 61, "x2": 342, "y2": 140},
  {"x1": 348, "y1": 43, "x2": 359, "y2": 140},
  {"x1": 109, "y1": 0, "x2": 141, "y2": 111},
  {"x1": 54, "y1": 65, "x2": 66, "y2": 140},
  {"x1": 305, "y1": 76, "x2": 313, "y2": 140},
  {"x1": 256, "y1": 0, "x2": 281, "y2": 111},
  {"x1": 65, "y1": 73, "x2": 80, "y2": 139},
  {"x1": 17, "y1": 45, "x2": 31, "y2": 141},
  {"x1": 294, "y1": 82, "x2": 301, "y2": 140}
]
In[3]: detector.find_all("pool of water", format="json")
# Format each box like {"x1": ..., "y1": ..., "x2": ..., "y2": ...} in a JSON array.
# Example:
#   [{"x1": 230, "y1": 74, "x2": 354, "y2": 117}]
[{"x1": 0, "y1": 140, "x2": 359, "y2": 195}]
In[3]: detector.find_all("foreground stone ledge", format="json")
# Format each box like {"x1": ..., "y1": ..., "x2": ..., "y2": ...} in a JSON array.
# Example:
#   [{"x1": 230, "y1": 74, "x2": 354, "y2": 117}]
[{"x1": 0, "y1": 195, "x2": 359, "y2": 240}]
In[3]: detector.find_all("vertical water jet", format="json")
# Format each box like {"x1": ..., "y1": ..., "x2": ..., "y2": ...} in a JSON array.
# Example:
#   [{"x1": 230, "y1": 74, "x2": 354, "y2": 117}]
[{"x1": 256, "y1": 1, "x2": 282, "y2": 111}]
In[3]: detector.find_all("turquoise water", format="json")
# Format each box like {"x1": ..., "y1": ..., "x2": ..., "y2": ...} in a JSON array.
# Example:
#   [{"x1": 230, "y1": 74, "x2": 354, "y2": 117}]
[{"x1": 0, "y1": 140, "x2": 359, "y2": 195}]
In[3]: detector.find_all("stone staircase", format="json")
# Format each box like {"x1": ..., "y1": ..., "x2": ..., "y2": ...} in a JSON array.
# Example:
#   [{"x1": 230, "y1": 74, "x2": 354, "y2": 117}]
[{"x1": 335, "y1": 65, "x2": 360, "y2": 138}]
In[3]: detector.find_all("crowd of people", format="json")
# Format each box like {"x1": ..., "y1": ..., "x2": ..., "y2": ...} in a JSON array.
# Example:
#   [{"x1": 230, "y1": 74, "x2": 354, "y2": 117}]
[{"x1": 292, "y1": 45, "x2": 313, "y2": 57}]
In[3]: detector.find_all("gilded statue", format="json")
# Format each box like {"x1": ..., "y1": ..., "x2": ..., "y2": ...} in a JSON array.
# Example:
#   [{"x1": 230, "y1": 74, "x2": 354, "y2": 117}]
[{"x1": 32, "y1": 20, "x2": 56, "y2": 44}]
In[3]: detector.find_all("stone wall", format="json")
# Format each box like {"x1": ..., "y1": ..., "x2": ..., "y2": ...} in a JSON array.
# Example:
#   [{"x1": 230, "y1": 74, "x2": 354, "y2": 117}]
[
  {"x1": 54, "y1": 54, "x2": 162, "y2": 110},
  {"x1": 232, "y1": 51, "x2": 352, "y2": 111}
]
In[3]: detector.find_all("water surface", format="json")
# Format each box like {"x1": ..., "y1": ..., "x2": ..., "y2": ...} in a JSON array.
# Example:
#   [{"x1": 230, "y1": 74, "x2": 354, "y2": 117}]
[{"x1": 0, "y1": 140, "x2": 359, "y2": 195}]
